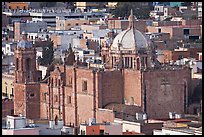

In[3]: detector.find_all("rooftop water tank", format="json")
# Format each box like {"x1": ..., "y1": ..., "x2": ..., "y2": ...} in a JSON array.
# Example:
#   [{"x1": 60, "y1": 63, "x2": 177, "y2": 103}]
[
  {"x1": 49, "y1": 120, "x2": 55, "y2": 129},
  {"x1": 58, "y1": 120, "x2": 64, "y2": 129},
  {"x1": 143, "y1": 113, "x2": 147, "y2": 120},
  {"x1": 175, "y1": 114, "x2": 182, "y2": 119},
  {"x1": 136, "y1": 113, "x2": 143, "y2": 120},
  {"x1": 169, "y1": 112, "x2": 176, "y2": 119}
]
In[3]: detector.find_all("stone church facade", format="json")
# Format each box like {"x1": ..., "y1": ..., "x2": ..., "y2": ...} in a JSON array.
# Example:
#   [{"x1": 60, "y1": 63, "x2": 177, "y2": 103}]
[{"x1": 14, "y1": 11, "x2": 191, "y2": 127}]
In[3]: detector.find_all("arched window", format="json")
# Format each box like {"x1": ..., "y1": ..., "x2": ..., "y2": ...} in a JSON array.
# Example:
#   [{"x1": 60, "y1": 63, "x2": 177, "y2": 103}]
[
  {"x1": 54, "y1": 115, "x2": 58, "y2": 125},
  {"x1": 16, "y1": 58, "x2": 19, "y2": 70},
  {"x1": 103, "y1": 55, "x2": 106, "y2": 63},
  {"x1": 142, "y1": 57, "x2": 145, "y2": 67},
  {"x1": 130, "y1": 57, "x2": 133, "y2": 68},
  {"x1": 130, "y1": 97, "x2": 134, "y2": 105},
  {"x1": 58, "y1": 79, "x2": 61, "y2": 86},
  {"x1": 51, "y1": 78, "x2": 54, "y2": 86},
  {"x1": 145, "y1": 57, "x2": 148, "y2": 68},
  {"x1": 26, "y1": 58, "x2": 30, "y2": 71},
  {"x1": 55, "y1": 78, "x2": 58, "y2": 87},
  {"x1": 136, "y1": 58, "x2": 140, "y2": 70},
  {"x1": 184, "y1": 81, "x2": 187, "y2": 113}
]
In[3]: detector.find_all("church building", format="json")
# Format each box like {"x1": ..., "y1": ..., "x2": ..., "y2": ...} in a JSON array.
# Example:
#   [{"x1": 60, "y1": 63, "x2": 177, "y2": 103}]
[{"x1": 14, "y1": 11, "x2": 191, "y2": 128}]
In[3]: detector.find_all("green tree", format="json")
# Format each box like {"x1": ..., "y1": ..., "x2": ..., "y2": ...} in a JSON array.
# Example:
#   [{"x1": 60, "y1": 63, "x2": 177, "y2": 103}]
[
  {"x1": 38, "y1": 40, "x2": 54, "y2": 66},
  {"x1": 111, "y1": 2, "x2": 152, "y2": 19}
]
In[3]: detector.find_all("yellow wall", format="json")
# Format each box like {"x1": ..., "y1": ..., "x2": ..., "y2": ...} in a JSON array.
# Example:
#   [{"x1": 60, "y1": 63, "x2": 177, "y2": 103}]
[
  {"x1": 7, "y1": 2, "x2": 29, "y2": 10},
  {"x1": 107, "y1": 2, "x2": 118, "y2": 9},
  {"x1": 2, "y1": 75, "x2": 14, "y2": 99},
  {"x1": 76, "y1": 2, "x2": 86, "y2": 7},
  {"x1": 75, "y1": 2, "x2": 100, "y2": 10}
]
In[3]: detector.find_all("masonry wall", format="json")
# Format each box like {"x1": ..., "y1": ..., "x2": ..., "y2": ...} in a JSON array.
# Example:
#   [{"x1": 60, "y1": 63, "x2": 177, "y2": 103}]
[
  {"x1": 64, "y1": 66, "x2": 75, "y2": 125},
  {"x1": 144, "y1": 68, "x2": 191, "y2": 119},
  {"x1": 123, "y1": 69, "x2": 142, "y2": 106},
  {"x1": 100, "y1": 70, "x2": 123, "y2": 107},
  {"x1": 14, "y1": 83, "x2": 25, "y2": 116},
  {"x1": 75, "y1": 68, "x2": 95, "y2": 124},
  {"x1": 40, "y1": 83, "x2": 49, "y2": 119},
  {"x1": 172, "y1": 50, "x2": 190, "y2": 61},
  {"x1": 96, "y1": 109, "x2": 115, "y2": 123},
  {"x1": 14, "y1": 83, "x2": 40, "y2": 119},
  {"x1": 24, "y1": 83, "x2": 41, "y2": 119},
  {"x1": 141, "y1": 123, "x2": 163, "y2": 135},
  {"x1": 2, "y1": 100, "x2": 14, "y2": 118}
]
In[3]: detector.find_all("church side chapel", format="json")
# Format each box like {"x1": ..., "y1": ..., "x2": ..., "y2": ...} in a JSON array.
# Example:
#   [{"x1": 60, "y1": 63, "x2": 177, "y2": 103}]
[{"x1": 14, "y1": 10, "x2": 191, "y2": 128}]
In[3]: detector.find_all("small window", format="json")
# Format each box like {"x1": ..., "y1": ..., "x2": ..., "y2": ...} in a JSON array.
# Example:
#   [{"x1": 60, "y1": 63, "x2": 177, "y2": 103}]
[
  {"x1": 55, "y1": 95, "x2": 58, "y2": 102},
  {"x1": 55, "y1": 78, "x2": 58, "y2": 87},
  {"x1": 68, "y1": 76, "x2": 72, "y2": 86},
  {"x1": 16, "y1": 58, "x2": 19, "y2": 70},
  {"x1": 67, "y1": 24, "x2": 71, "y2": 26},
  {"x1": 26, "y1": 58, "x2": 30, "y2": 71},
  {"x1": 82, "y1": 80, "x2": 87, "y2": 92},
  {"x1": 43, "y1": 93, "x2": 46, "y2": 102},
  {"x1": 76, "y1": 23, "x2": 79, "y2": 26},
  {"x1": 100, "y1": 130, "x2": 104, "y2": 135},
  {"x1": 178, "y1": 55, "x2": 183, "y2": 60},
  {"x1": 81, "y1": 130, "x2": 86, "y2": 135},
  {"x1": 183, "y1": 29, "x2": 189, "y2": 35},
  {"x1": 30, "y1": 93, "x2": 35, "y2": 97},
  {"x1": 67, "y1": 96, "x2": 71, "y2": 104},
  {"x1": 58, "y1": 79, "x2": 61, "y2": 86},
  {"x1": 11, "y1": 88, "x2": 14, "y2": 96},
  {"x1": 11, "y1": 109, "x2": 14, "y2": 115},
  {"x1": 130, "y1": 97, "x2": 134, "y2": 105},
  {"x1": 158, "y1": 28, "x2": 161, "y2": 33}
]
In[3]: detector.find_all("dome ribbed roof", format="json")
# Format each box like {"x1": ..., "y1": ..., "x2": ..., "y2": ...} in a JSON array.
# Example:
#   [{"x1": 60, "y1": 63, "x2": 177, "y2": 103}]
[
  {"x1": 111, "y1": 9, "x2": 149, "y2": 50},
  {"x1": 17, "y1": 41, "x2": 33, "y2": 48},
  {"x1": 17, "y1": 31, "x2": 33, "y2": 48}
]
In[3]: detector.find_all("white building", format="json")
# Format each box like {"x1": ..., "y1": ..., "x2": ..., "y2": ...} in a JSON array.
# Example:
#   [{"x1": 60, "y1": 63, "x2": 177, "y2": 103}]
[
  {"x1": 2, "y1": 115, "x2": 39, "y2": 135},
  {"x1": 3, "y1": 43, "x2": 16, "y2": 55},
  {"x1": 154, "y1": 127, "x2": 202, "y2": 135},
  {"x1": 197, "y1": 2, "x2": 202, "y2": 19},
  {"x1": 114, "y1": 117, "x2": 163, "y2": 135}
]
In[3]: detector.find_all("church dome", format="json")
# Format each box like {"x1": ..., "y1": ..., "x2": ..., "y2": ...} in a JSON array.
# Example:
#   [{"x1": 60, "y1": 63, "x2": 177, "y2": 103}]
[
  {"x1": 17, "y1": 31, "x2": 33, "y2": 48},
  {"x1": 111, "y1": 10, "x2": 149, "y2": 50}
]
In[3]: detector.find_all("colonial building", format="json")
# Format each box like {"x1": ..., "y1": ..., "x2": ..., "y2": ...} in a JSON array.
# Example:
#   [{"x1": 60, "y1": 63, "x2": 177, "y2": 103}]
[{"x1": 13, "y1": 11, "x2": 192, "y2": 130}]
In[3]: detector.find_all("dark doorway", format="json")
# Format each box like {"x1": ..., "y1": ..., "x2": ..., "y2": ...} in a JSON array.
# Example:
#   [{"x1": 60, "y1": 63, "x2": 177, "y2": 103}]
[{"x1": 54, "y1": 115, "x2": 58, "y2": 125}]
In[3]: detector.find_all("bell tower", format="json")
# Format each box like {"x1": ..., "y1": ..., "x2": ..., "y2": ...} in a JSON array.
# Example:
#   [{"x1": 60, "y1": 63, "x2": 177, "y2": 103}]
[
  {"x1": 14, "y1": 31, "x2": 39, "y2": 83},
  {"x1": 14, "y1": 31, "x2": 42, "y2": 119}
]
